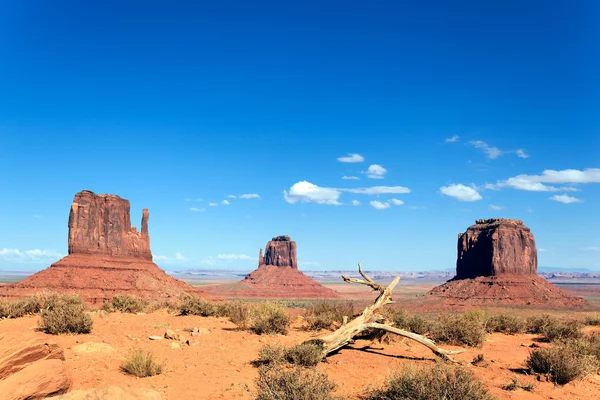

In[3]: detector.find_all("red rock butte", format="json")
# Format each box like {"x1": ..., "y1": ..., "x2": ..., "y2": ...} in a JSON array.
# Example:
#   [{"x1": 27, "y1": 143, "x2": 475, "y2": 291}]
[
  {"x1": 426, "y1": 218, "x2": 584, "y2": 307},
  {"x1": 203, "y1": 235, "x2": 340, "y2": 299},
  {"x1": 0, "y1": 190, "x2": 194, "y2": 303}
]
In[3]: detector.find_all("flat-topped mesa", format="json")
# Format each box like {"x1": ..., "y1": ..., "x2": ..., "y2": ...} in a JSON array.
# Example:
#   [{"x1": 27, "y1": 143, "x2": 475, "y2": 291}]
[
  {"x1": 456, "y1": 218, "x2": 536, "y2": 279},
  {"x1": 261, "y1": 235, "x2": 297, "y2": 269},
  {"x1": 67, "y1": 190, "x2": 152, "y2": 260}
]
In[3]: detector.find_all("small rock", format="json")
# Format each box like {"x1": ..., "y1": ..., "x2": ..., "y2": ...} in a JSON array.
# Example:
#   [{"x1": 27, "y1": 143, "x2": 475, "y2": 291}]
[
  {"x1": 171, "y1": 342, "x2": 181, "y2": 350},
  {"x1": 164, "y1": 329, "x2": 181, "y2": 341},
  {"x1": 149, "y1": 336, "x2": 163, "y2": 341}
]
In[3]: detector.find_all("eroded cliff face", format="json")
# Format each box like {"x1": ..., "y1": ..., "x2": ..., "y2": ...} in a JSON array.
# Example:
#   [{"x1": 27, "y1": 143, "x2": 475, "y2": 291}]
[
  {"x1": 456, "y1": 218, "x2": 537, "y2": 279},
  {"x1": 259, "y1": 235, "x2": 297, "y2": 269},
  {"x1": 67, "y1": 190, "x2": 152, "y2": 260}
]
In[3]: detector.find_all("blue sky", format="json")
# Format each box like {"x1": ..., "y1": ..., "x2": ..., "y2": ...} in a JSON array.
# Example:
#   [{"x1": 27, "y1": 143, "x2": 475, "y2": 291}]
[{"x1": 0, "y1": 1, "x2": 598, "y2": 272}]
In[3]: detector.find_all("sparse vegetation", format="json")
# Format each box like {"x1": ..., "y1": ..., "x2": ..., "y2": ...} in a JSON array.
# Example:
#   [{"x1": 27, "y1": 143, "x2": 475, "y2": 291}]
[
  {"x1": 542, "y1": 320, "x2": 583, "y2": 342},
  {"x1": 304, "y1": 301, "x2": 354, "y2": 331},
  {"x1": 430, "y1": 313, "x2": 486, "y2": 347},
  {"x1": 285, "y1": 343, "x2": 324, "y2": 367},
  {"x1": 363, "y1": 363, "x2": 495, "y2": 400},
  {"x1": 251, "y1": 302, "x2": 290, "y2": 335},
  {"x1": 383, "y1": 308, "x2": 431, "y2": 335},
  {"x1": 38, "y1": 294, "x2": 93, "y2": 334},
  {"x1": 121, "y1": 349, "x2": 163, "y2": 377},
  {"x1": 502, "y1": 377, "x2": 535, "y2": 392},
  {"x1": 178, "y1": 295, "x2": 219, "y2": 316},
  {"x1": 525, "y1": 314, "x2": 558, "y2": 334},
  {"x1": 227, "y1": 301, "x2": 252, "y2": 329},
  {"x1": 527, "y1": 344, "x2": 595, "y2": 384},
  {"x1": 255, "y1": 343, "x2": 286, "y2": 368},
  {"x1": 255, "y1": 364, "x2": 337, "y2": 400},
  {"x1": 485, "y1": 313, "x2": 525, "y2": 335},
  {"x1": 106, "y1": 294, "x2": 149, "y2": 313},
  {"x1": 584, "y1": 314, "x2": 600, "y2": 326}
]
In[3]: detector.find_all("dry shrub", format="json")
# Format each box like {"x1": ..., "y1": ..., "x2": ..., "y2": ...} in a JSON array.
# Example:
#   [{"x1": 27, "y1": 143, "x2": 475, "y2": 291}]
[
  {"x1": 542, "y1": 320, "x2": 583, "y2": 342},
  {"x1": 502, "y1": 377, "x2": 535, "y2": 392},
  {"x1": 121, "y1": 349, "x2": 162, "y2": 377},
  {"x1": 485, "y1": 313, "x2": 526, "y2": 335},
  {"x1": 585, "y1": 314, "x2": 600, "y2": 326},
  {"x1": 256, "y1": 342, "x2": 324, "y2": 369},
  {"x1": 527, "y1": 344, "x2": 595, "y2": 384},
  {"x1": 39, "y1": 294, "x2": 93, "y2": 334},
  {"x1": 107, "y1": 294, "x2": 149, "y2": 313},
  {"x1": 255, "y1": 343, "x2": 286, "y2": 368},
  {"x1": 430, "y1": 314, "x2": 486, "y2": 347},
  {"x1": 363, "y1": 363, "x2": 494, "y2": 400},
  {"x1": 256, "y1": 364, "x2": 337, "y2": 400},
  {"x1": 384, "y1": 308, "x2": 431, "y2": 335},
  {"x1": 525, "y1": 314, "x2": 558, "y2": 334},
  {"x1": 0, "y1": 293, "x2": 54, "y2": 319},
  {"x1": 284, "y1": 343, "x2": 324, "y2": 367},
  {"x1": 304, "y1": 301, "x2": 354, "y2": 331},
  {"x1": 251, "y1": 303, "x2": 290, "y2": 335},
  {"x1": 471, "y1": 353, "x2": 489, "y2": 367},
  {"x1": 227, "y1": 301, "x2": 252, "y2": 329},
  {"x1": 178, "y1": 295, "x2": 218, "y2": 316}
]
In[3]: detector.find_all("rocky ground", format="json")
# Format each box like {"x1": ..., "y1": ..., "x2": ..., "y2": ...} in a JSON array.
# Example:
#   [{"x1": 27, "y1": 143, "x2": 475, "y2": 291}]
[{"x1": 2, "y1": 308, "x2": 600, "y2": 400}]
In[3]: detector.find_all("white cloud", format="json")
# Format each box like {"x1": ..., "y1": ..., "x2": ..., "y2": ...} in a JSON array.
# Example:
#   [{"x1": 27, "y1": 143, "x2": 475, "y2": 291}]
[
  {"x1": 351, "y1": 200, "x2": 361, "y2": 206},
  {"x1": 364, "y1": 164, "x2": 387, "y2": 179},
  {"x1": 487, "y1": 168, "x2": 600, "y2": 193},
  {"x1": 342, "y1": 176, "x2": 360, "y2": 180},
  {"x1": 440, "y1": 184, "x2": 482, "y2": 202},
  {"x1": 185, "y1": 198, "x2": 203, "y2": 202},
  {"x1": 370, "y1": 200, "x2": 390, "y2": 210},
  {"x1": 488, "y1": 204, "x2": 505, "y2": 210},
  {"x1": 468, "y1": 140, "x2": 503, "y2": 159},
  {"x1": 0, "y1": 248, "x2": 65, "y2": 263},
  {"x1": 407, "y1": 205, "x2": 426, "y2": 210},
  {"x1": 208, "y1": 202, "x2": 218, "y2": 207},
  {"x1": 283, "y1": 181, "x2": 342, "y2": 205},
  {"x1": 342, "y1": 186, "x2": 410, "y2": 195},
  {"x1": 582, "y1": 246, "x2": 600, "y2": 251},
  {"x1": 239, "y1": 193, "x2": 260, "y2": 199},
  {"x1": 337, "y1": 153, "x2": 365, "y2": 163},
  {"x1": 227, "y1": 195, "x2": 237, "y2": 199},
  {"x1": 516, "y1": 149, "x2": 529, "y2": 159},
  {"x1": 538, "y1": 248, "x2": 547, "y2": 252},
  {"x1": 216, "y1": 254, "x2": 252, "y2": 260},
  {"x1": 390, "y1": 198, "x2": 404, "y2": 206},
  {"x1": 154, "y1": 252, "x2": 188, "y2": 264},
  {"x1": 189, "y1": 207, "x2": 205, "y2": 212},
  {"x1": 283, "y1": 182, "x2": 410, "y2": 205},
  {"x1": 445, "y1": 135, "x2": 460, "y2": 143},
  {"x1": 550, "y1": 194, "x2": 582, "y2": 204},
  {"x1": 222, "y1": 200, "x2": 231, "y2": 205}
]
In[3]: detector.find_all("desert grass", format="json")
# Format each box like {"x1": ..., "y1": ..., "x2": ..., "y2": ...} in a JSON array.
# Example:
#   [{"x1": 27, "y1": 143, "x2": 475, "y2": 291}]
[{"x1": 121, "y1": 349, "x2": 163, "y2": 377}]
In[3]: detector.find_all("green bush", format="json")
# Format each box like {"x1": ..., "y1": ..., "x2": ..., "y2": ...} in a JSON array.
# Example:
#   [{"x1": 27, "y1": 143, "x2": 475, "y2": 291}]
[
  {"x1": 485, "y1": 314, "x2": 525, "y2": 335},
  {"x1": 430, "y1": 314, "x2": 486, "y2": 347},
  {"x1": 251, "y1": 303, "x2": 290, "y2": 335},
  {"x1": 285, "y1": 343, "x2": 324, "y2": 367},
  {"x1": 364, "y1": 363, "x2": 494, "y2": 400},
  {"x1": 109, "y1": 294, "x2": 149, "y2": 313},
  {"x1": 256, "y1": 365, "x2": 337, "y2": 400},
  {"x1": 542, "y1": 320, "x2": 582, "y2": 342},
  {"x1": 304, "y1": 301, "x2": 354, "y2": 331},
  {"x1": 255, "y1": 343, "x2": 286, "y2": 368},
  {"x1": 525, "y1": 314, "x2": 558, "y2": 334},
  {"x1": 584, "y1": 314, "x2": 600, "y2": 326},
  {"x1": 39, "y1": 294, "x2": 93, "y2": 334},
  {"x1": 383, "y1": 308, "x2": 430, "y2": 335},
  {"x1": 227, "y1": 301, "x2": 252, "y2": 329},
  {"x1": 121, "y1": 349, "x2": 162, "y2": 377},
  {"x1": 178, "y1": 295, "x2": 218, "y2": 316},
  {"x1": 527, "y1": 344, "x2": 595, "y2": 384},
  {"x1": 0, "y1": 293, "x2": 51, "y2": 319}
]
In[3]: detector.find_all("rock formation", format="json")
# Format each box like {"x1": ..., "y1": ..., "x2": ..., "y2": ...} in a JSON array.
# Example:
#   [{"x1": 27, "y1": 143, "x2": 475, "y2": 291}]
[
  {"x1": 68, "y1": 190, "x2": 152, "y2": 259},
  {"x1": 456, "y1": 219, "x2": 537, "y2": 278},
  {"x1": 0, "y1": 190, "x2": 194, "y2": 303},
  {"x1": 203, "y1": 235, "x2": 339, "y2": 299},
  {"x1": 0, "y1": 333, "x2": 72, "y2": 399},
  {"x1": 426, "y1": 219, "x2": 584, "y2": 308}
]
